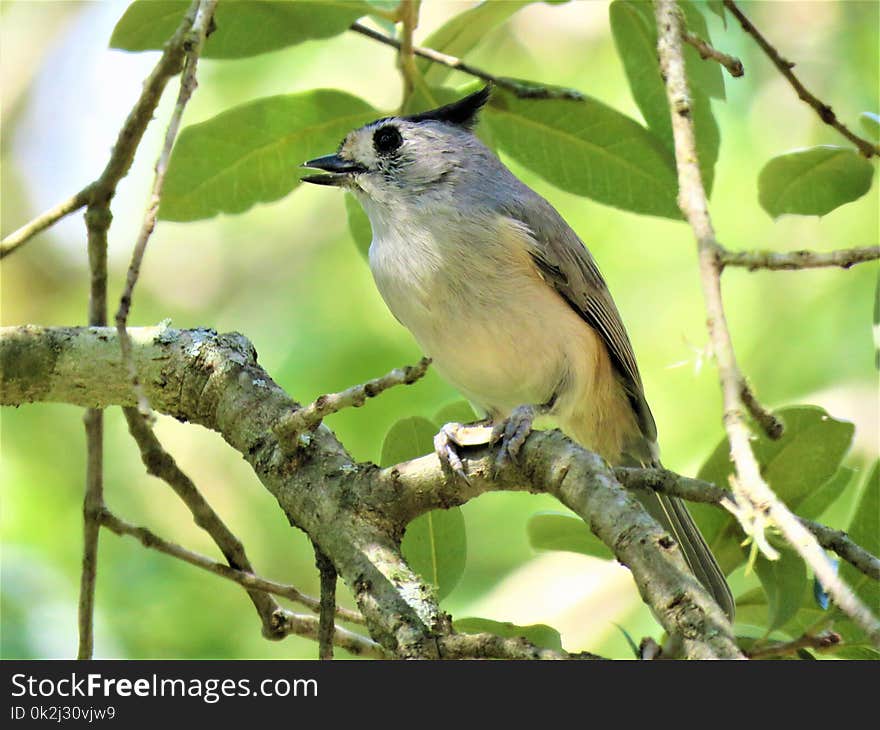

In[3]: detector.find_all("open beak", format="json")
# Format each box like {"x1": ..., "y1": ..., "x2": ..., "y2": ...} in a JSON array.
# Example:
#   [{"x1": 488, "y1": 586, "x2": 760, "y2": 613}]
[{"x1": 300, "y1": 154, "x2": 366, "y2": 186}]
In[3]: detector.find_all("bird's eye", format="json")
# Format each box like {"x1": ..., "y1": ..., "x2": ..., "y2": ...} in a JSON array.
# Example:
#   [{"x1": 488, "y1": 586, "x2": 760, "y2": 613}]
[{"x1": 373, "y1": 126, "x2": 403, "y2": 155}]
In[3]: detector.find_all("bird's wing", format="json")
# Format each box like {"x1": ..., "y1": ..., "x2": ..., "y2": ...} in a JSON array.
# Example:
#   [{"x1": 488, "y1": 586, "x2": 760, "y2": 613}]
[{"x1": 501, "y1": 198, "x2": 657, "y2": 448}]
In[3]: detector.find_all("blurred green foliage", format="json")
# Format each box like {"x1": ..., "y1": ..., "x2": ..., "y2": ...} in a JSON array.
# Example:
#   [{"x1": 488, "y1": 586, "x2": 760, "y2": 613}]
[{"x1": 1, "y1": 0, "x2": 877, "y2": 660}]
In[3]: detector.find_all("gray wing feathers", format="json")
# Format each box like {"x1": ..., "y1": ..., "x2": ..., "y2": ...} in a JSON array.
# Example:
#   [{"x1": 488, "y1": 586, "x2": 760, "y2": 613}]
[
  {"x1": 502, "y1": 195, "x2": 735, "y2": 621},
  {"x1": 501, "y1": 197, "x2": 657, "y2": 446}
]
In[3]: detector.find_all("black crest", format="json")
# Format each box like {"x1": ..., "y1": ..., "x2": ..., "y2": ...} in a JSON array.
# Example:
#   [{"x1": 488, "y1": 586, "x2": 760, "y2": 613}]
[{"x1": 403, "y1": 85, "x2": 492, "y2": 130}]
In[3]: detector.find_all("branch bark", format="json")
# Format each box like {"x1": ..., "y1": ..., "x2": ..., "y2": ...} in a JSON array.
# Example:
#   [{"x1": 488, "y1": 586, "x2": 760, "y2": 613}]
[
  {"x1": 0, "y1": 324, "x2": 744, "y2": 659},
  {"x1": 720, "y1": 246, "x2": 879, "y2": 271}
]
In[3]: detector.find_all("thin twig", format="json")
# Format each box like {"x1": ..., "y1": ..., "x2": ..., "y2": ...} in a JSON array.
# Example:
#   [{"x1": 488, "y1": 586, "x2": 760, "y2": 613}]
[
  {"x1": 746, "y1": 631, "x2": 841, "y2": 660},
  {"x1": 349, "y1": 22, "x2": 584, "y2": 101},
  {"x1": 270, "y1": 610, "x2": 386, "y2": 658},
  {"x1": 116, "y1": 0, "x2": 217, "y2": 418},
  {"x1": 721, "y1": 246, "x2": 880, "y2": 271},
  {"x1": 314, "y1": 546, "x2": 337, "y2": 660},
  {"x1": 75, "y1": 0, "x2": 206, "y2": 662},
  {"x1": 274, "y1": 357, "x2": 432, "y2": 446},
  {"x1": 724, "y1": 0, "x2": 879, "y2": 158},
  {"x1": 0, "y1": 185, "x2": 94, "y2": 259},
  {"x1": 98, "y1": 508, "x2": 365, "y2": 624},
  {"x1": 655, "y1": 0, "x2": 880, "y2": 647},
  {"x1": 123, "y1": 407, "x2": 287, "y2": 638},
  {"x1": 614, "y1": 466, "x2": 880, "y2": 582},
  {"x1": 78, "y1": 409, "x2": 103, "y2": 660},
  {"x1": 682, "y1": 30, "x2": 744, "y2": 77},
  {"x1": 740, "y1": 381, "x2": 784, "y2": 440}
]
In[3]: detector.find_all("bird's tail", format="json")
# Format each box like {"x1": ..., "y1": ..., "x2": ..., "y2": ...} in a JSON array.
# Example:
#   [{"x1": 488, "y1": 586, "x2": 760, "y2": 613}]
[{"x1": 634, "y1": 487, "x2": 736, "y2": 621}]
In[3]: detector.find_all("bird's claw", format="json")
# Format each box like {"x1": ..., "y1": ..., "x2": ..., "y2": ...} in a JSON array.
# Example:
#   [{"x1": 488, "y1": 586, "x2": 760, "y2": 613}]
[
  {"x1": 434, "y1": 422, "x2": 470, "y2": 485},
  {"x1": 491, "y1": 404, "x2": 536, "y2": 471}
]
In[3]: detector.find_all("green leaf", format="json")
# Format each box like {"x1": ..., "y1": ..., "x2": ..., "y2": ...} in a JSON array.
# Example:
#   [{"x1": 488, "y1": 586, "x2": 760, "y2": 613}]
[
  {"x1": 613, "y1": 623, "x2": 641, "y2": 658},
  {"x1": 753, "y1": 548, "x2": 807, "y2": 633},
  {"x1": 838, "y1": 461, "x2": 880, "y2": 630},
  {"x1": 379, "y1": 416, "x2": 437, "y2": 467},
  {"x1": 344, "y1": 192, "x2": 371, "y2": 260},
  {"x1": 484, "y1": 88, "x2": 681, "y2": 219},
  {"x1": 758, "y1": 146, "x2": 875, "y2": 218},
  {"x1": 847, "y1": 460, "x2": 879, "y2": 556},
  {"x1": 416, "y1": 1, "x2": 531, "y2": 87},
  {"x1": 380, "y1": 417, "x2": 467, "y2": 602},
  {"x1": 402, "y1": 508, "x2": 467, "y2": 602},
  {"x1": 111, "y1": 0, "x2": 371, "y2": 59},
  {"x1": 159, "y1": 90, "x2": 378, "y2": 221},
  {"x1": 832, "y1": 646, "x2": 880, "y2": 660},
  {"x1": 433, "y1": 400, "x2": 478, "y2": 427},
  {"x1": 692, "y1": 405, "x2": 854, "y2": 575},
  {"x1": 705, "y1": 1, "x2": 726, "y2": 26},
  {"x1": 527, "y1": 511, "x2": 613, "y2": 560},
  {"x1": 860, "y1": 112, "x2": 880, "y2": 141},
  {"x1": 796, "y1": 466, "x2": 855, "y2": 521},
  {"x1": 608, "y1": 0, "x2": 719, "y2": 194},
  {"x1": 453, "y1": 617, "x2": 563, "y2": 651}
]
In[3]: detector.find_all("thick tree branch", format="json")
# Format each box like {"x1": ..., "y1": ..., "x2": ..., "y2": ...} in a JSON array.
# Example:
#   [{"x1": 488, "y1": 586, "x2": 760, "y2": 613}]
[
  {"x1": 720, "y1": 246, "x2": 880, "y2": 271},
  {"x1": 654, "y1": 0, "x2": 880, "y2": 647},
  {"x1": 0, "y1": 325, "x2": 743, "y2": 659},
  {"x1": 724, "y1": 0, "x2": 879, "y2": 158}
]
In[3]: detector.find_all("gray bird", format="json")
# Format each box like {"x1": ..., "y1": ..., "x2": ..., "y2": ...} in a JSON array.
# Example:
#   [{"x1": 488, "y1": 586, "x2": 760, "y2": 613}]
[{"x1": 302, "y1": 86, "x2": 734, "y2": 621}]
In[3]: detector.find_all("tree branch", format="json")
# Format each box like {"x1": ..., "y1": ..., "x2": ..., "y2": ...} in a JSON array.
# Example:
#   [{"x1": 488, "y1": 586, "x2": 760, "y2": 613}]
[
  {"x1": 614, "y1": 467, "x2": 880, "y2": 582},
  {"x1": 349, "y1": 22, "x2": 584, "y2": 101},
  {"x1": 0, "y1": 325, "x2": 743, "y2": 659},
  {"x1": 720, "y1": 246, "x2": 880, "y2": 271},
  {"x1": 654, "y1": 0, "x2": 879, "y2": 648},
  {"x1": 397, "y1": 0, "x2": 421, "y2": 107},
  {"x1": 314, "y1": 546, "x2": 337, "y2": 660},
  {"x1": 682, "y1": 30, "x2": 744, "y2": 77},
  {"x1": 97, "y1": 507, "x2": 364, "y2": 624},
  {"x1": 273, "y1": 356, "x2": 431, "y2": 447},
  {"x1": 0, "y1": 186, "x2": 93, "y2": 259},
  {"x1": 746, "y1": 631, "x2": 841, "y2": 660},
  {"x1": 270, "y1": 610, "x2": 386, "y2": 658},
  {"x1": 115, "y1": 0, "x2": 217, "y2": 419},
  {"x1": 122, "y1": 406, "x2": 288, "y2": 638},
  {"x1": 723, "y1": 0, "x2": 880, "y2": 158}
]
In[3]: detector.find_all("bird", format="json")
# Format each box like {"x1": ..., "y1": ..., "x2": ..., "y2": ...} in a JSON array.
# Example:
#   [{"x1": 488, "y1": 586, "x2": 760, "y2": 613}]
[{"x1": 301, "y1": 85, "x2": 735, "y2": 621}]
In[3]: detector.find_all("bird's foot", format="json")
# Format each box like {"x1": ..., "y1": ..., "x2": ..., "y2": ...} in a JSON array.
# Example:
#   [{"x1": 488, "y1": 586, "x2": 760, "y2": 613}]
[
  {"x1": 491, "y1": 404, "x2": 537, "y2": 471},
  {"x1": 434, "y1": 420, "x2": 494, "y2": 484}
]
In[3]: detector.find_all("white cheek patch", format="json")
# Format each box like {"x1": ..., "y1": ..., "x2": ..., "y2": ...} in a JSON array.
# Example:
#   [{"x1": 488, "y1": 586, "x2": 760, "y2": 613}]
[{"x1": 340, "y1": 131, "x2": 378, "y2": 167}]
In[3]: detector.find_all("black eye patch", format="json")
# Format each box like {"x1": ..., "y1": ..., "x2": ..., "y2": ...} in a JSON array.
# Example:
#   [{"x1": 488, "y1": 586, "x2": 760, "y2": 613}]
[{"x1": 373, "y1": 125, "x2": 403, "y2": 155}]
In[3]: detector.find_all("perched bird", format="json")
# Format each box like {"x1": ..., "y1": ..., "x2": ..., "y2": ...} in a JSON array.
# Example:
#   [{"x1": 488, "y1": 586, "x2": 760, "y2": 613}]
[{"x1": 302, "y1": 86, "x2": 734, "y2": 620}]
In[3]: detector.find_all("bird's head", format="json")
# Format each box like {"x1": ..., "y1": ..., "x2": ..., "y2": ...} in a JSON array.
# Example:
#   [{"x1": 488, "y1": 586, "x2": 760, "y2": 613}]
[{"x1": 301, "y1": 86, "x2": 493, "y2": 207}]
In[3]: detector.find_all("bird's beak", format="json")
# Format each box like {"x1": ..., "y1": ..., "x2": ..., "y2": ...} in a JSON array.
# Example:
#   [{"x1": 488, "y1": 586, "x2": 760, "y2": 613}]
[{"x1": 300, "y1": 154, "x2": 366, "y2": 186}]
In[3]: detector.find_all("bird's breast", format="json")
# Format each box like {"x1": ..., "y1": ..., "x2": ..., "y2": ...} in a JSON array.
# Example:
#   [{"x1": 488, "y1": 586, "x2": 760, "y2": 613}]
[{"x1": 367, "y1": 215, "x2": 605, "y2": 416}]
